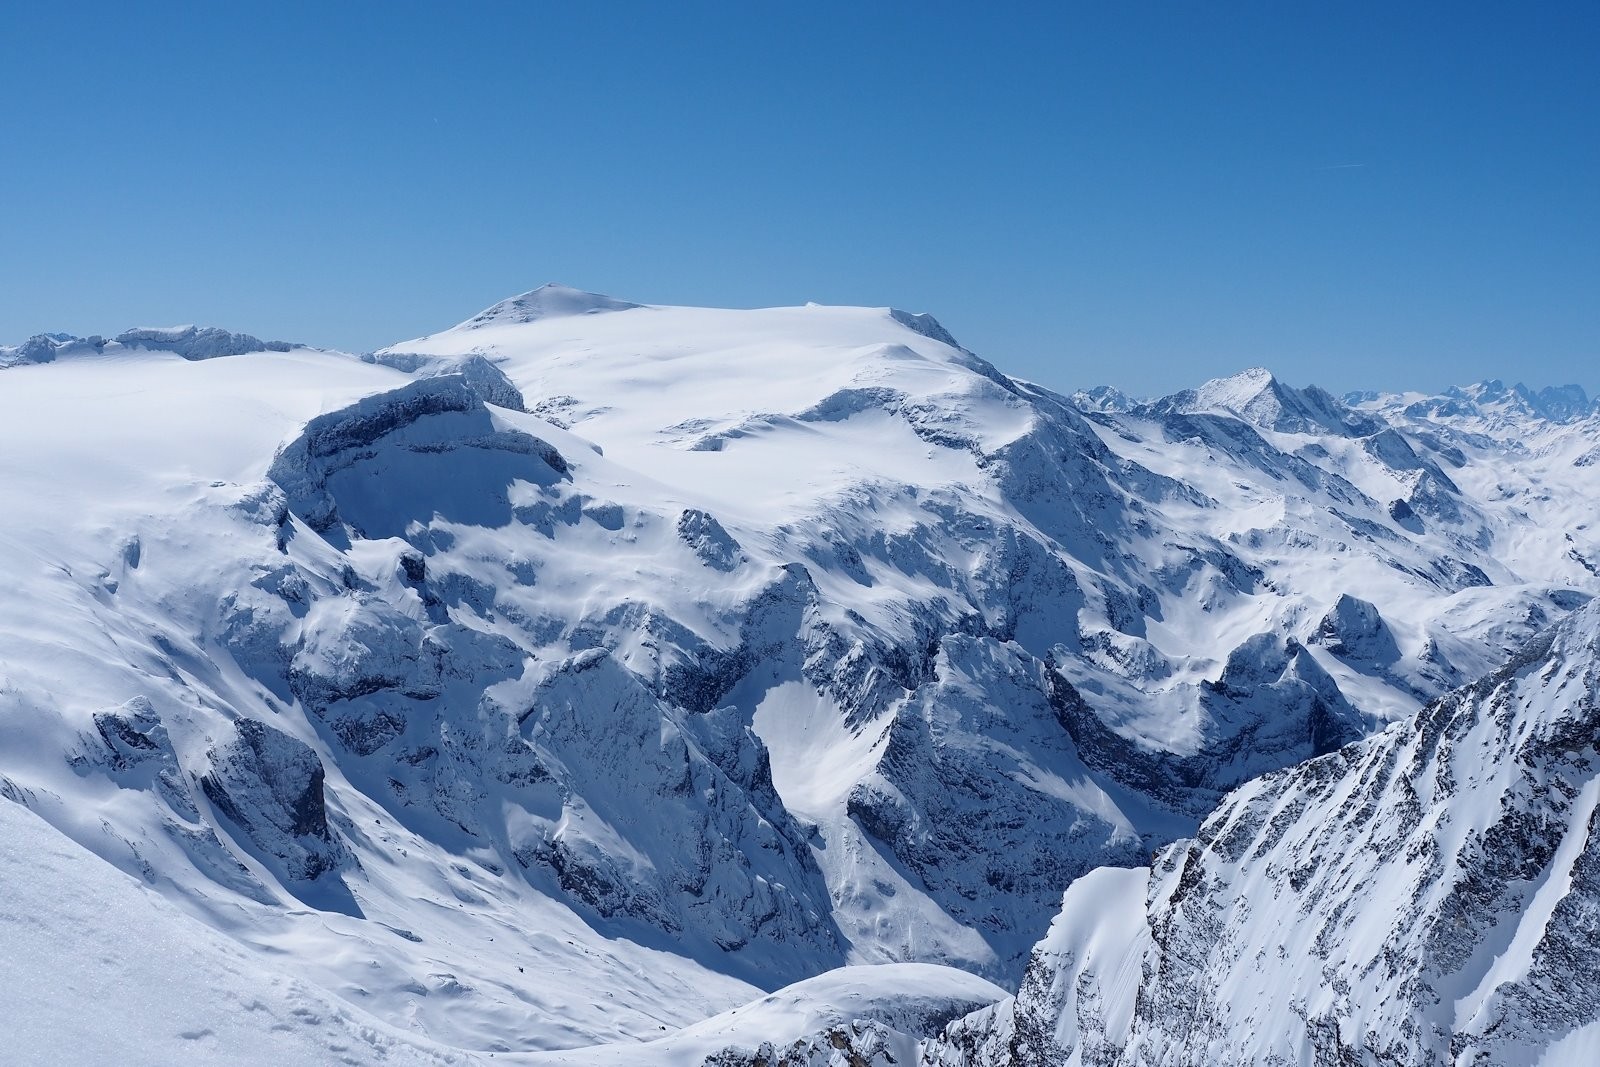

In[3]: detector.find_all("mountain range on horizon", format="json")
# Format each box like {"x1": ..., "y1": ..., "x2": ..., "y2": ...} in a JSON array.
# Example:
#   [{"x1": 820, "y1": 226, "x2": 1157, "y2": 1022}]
[
  {"x1": 7, "y1": 283, "x2": 1598, "y2": 421},
  {"x1": 3, "y1": 283, "x2": 1598, "y2": 1065}
]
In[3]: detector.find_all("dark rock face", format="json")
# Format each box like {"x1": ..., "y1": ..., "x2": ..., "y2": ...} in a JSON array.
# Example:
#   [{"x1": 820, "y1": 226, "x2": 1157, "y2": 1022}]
[
  {"x1": 511, "y1": 648, "x2": 843, "y2": 985},
  {"x1": 1311, "y1": 593, "x2": 1401, "y2": 667},
  {"x1": 200, "y1": 718, "x2": 347, "y2": 883},
  {"x1": 678, "y1": 507, "x2": 745, "y2": 571},
  {"x1": 845, "y1": 637, "x2": 1147, "y2": 961},
  {"x1": 890, "y1": 308, "x2": 965, "y2": 352}
]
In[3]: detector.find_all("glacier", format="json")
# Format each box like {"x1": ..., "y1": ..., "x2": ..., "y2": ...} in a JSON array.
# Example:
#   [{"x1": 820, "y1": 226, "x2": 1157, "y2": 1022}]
[{"x1": 1, "y1": 283, "x2": 1596, "y2": 1063}]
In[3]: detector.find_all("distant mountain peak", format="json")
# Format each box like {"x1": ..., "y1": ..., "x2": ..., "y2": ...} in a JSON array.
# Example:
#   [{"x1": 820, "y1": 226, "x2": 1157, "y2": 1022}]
[
  {"x1": 1070, "y1": 385, "x2": 1141, "y2": 413},
  {"x1": 457, "y1": 283, "x2": 643, "y2": 330},
  {"x1": 1192, "y1": 365, "x2": 1279, "y2": 410},
  {"x1": 1148, "y1": 366, "x2": 1377, "y2": 437},
  {"x1": 1360, "y1": 378, "x2": 1600, "y2": 427}
]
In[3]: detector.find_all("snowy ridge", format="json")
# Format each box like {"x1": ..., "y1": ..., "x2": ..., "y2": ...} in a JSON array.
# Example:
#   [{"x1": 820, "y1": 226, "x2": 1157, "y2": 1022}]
[
  {"x1": 533, "y1": 964, "x2": 1005, "y2": 1066},
  {"x1": 0, "y1": 325, "x2": 295, "y2": 367},
  {"x1": 1, "y1": 287, "x2": 1597, "y2": 1061},
  {"x1": 929, "y1": 598, "x2": 1600, "y2": 1065}
]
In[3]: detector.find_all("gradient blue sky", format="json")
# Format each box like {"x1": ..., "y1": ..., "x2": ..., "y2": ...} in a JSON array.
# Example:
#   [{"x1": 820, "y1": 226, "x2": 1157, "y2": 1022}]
[{"x1": 3, "y1": 2, "x2": 1596, "y2": 397}]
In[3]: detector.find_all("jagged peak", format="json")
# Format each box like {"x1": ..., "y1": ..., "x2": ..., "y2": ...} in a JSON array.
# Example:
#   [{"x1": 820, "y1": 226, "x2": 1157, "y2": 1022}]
[
  {"x1": 1378, "y1": 378, "x2": 1600, "y2": 427},
  {"x1": 1148, "y1": 366, "x2": 1377, "y2": 437},
  {"x1": 457, "y1": 283, "x2": 643, "y2": 330},
  {"x1": 1190, "y1": 366, "x2": 1280, "y2": 413},
  {"x1": 1455, "y1": 379, "x2": 1594, "y2": 421},
  {"x1": 1070, "y1": 385, "x2": 1142, "y2": 413}
]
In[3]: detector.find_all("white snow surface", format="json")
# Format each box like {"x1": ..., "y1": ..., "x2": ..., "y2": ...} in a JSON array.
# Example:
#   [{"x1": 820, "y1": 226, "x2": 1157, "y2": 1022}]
[
  {"x1": 2, "y1": 285, "x2": 1598, "y2": 1061},
  {"x1": 0, "y1": 795, "x2": 999, "y2": 1067},
  {"x1": 0, "y1": 798, "x2": 471, "y2": 1066}
]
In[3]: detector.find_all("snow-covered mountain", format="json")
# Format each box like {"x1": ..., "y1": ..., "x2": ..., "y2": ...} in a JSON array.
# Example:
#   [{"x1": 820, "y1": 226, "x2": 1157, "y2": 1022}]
[
  {"x1": 1, "y1": 284, "x2": 1596, "y2": 1062},
  {"x1": 929, "y1": 594, "x2": 1600, "y2": 1066},
  {"x1": 1349, "y1": 379, "x2": 1600, "y2": 432}
]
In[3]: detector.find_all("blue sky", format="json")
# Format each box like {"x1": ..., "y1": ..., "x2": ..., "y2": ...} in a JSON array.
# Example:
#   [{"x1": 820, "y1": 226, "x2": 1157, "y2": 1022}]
[{"x1": 2, "y1": 2, "x2": 1595, "y2": 397}]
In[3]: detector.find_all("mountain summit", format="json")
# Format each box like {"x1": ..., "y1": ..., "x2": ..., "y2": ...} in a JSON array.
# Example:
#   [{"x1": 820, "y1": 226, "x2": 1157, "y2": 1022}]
[
  {"x1": 1153, "y1": 365, "x2": 1380, "y2": 436},
  {"x1": 455, "y1": 282, "x2": 644, "y2": 329}
]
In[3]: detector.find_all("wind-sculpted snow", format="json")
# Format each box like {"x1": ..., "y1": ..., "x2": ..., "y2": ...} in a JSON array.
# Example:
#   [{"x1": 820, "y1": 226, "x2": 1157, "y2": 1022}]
[
  {"x1": 2, "y1": 289, "x2": 1598, "y2": 1060},
  {"x1": 929, "y1": 599, "x2": 1600, "y2": 1066},
  {"x1": 0, "y1": 800, "x2": 475, "y2": 1067}
]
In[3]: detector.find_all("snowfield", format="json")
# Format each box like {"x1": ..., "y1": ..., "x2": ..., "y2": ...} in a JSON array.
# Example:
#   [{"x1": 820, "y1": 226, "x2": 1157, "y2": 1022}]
[{"x1": 2, "y1": 285, "x2": 1597, "y2": 1064}]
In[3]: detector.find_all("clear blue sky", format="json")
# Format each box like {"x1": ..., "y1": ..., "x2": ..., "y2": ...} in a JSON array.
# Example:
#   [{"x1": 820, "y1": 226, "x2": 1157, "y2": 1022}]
[{"x1": 3, "y1": 2, "x2": 1595, "y2": 397}]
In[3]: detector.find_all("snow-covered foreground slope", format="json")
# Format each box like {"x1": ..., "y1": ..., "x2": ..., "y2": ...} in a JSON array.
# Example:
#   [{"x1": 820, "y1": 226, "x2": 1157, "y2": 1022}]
[
  {"x1": 2, "y1": 286, "x2": 1597, "y2": 1060},
  {"x1": 929, "y1": 597, "x2": 1600, "y2": 1066},
  {"x1": 0, "y1": 794, "x2": 997, "y2": 1067},
  {"x1": 0, "y1": 798, "x2": 474, "y2": 1066}
]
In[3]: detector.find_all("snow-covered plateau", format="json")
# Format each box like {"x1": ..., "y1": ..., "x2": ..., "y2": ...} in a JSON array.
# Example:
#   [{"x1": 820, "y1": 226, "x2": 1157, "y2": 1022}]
[{"x1": 1, "y1": 285, "x2": 1596, "y2": 1065}]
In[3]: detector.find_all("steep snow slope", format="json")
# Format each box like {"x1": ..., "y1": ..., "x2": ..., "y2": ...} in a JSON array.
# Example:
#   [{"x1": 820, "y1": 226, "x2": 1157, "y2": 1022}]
[
  {"x1": 929, "y1": 597, "x2": 1600, "y2": 1066},
  {"x1": 2, "y1": 285, "x2": 1597, "y2": 1059}
]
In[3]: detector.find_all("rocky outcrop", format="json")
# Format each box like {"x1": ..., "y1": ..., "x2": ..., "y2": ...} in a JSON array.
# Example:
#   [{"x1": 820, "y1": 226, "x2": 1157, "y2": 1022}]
[
  {"x1": 199, "y1": 717, "x2": 347, "y2": 883},
  {"x1": 1311, "y1": 593, "x2": 1401, "y2": 667},
  {"x1": 679, "y1": 508, "x2": 746, "y2": 571}
]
